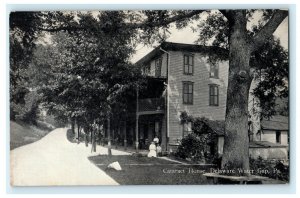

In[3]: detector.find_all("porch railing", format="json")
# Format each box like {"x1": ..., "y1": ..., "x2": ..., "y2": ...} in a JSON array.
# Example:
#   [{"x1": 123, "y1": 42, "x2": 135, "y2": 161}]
[{"x1": 138, "y1": 98, "x2": 165, "y2": 112}]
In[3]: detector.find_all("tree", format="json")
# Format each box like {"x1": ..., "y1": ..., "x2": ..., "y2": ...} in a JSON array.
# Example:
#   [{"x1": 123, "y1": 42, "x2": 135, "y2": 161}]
[
  {"x1": 9, "y1": 12, "x2": 43, "y2": 120},
  {"x1": 28, "y1": 12, "x2": 143, "y2": 154},
  {"x1": 188, "y1": 10, "x2": 288, "y2": 172},
  {"x1": 208, "y1": 10, "x2": 287, "y2": 172},
  {"x1": 251, "y1": 37, "x2": 288, "y2": 119}
]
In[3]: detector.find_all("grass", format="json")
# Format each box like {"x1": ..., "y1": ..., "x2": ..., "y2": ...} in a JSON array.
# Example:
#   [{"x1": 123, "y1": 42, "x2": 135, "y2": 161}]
[
  {"x1": 89, "y1": 155, "x2": 215, "y2": 185},
  {"x1": 66, "y1": 128, "x2": 77, "y2": 143},
  {"x1": 10, "y1": 120, "x2": 54, "y2": 150}
]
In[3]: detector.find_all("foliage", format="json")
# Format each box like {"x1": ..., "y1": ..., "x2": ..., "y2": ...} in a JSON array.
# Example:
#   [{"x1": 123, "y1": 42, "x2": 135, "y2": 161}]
[
  {"x1": 53, "y1": 114, "x2": 69, "y2": 128},
  {"x1": 250, "y1": 157, "x2": 289, "y2": 181},
  {"x1": 176, "y1": 112, "x2": 217, "y2": 163},
  {"x1": 175, "y1": 133, "x2": 203, "y2": 161},
  {"x1": 175, "y1": 133, "x2": 217, "y2": 163},
  {"x1": 192, "y1": 117, "x2": 213, "y2": 136},
  {"x1": 180, "y1": 111, "x2": 215, "y2": 135},
  {"x1": 251, "y1": 38, "x2": 289, "y2": 118},
  {"x1": 28, "y1": 12, "x2": 143, "y2": 127},
  {"x1": 9, "y1": 12, "x2": 44, "y2": 121},
  {"x1": 10, "y1": 90, "x2": 40, "y2": 124},
  {"x1": 179, "y1": 111, "x2": 193, "y2": 124},
  {"x1": 193, "y1": 11, "x2": 229, "y2": 49}
]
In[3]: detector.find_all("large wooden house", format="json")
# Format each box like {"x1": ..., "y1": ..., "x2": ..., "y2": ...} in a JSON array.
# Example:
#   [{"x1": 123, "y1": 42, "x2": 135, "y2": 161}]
[{"x1": 130, "y1": 42, "x2": 229, "y2": 151}]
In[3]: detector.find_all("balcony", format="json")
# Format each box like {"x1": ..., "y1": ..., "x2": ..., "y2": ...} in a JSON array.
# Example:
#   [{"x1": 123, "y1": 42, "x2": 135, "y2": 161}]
[{"x1": 138, "y1": 98, "x2": 165, "y2": 115}]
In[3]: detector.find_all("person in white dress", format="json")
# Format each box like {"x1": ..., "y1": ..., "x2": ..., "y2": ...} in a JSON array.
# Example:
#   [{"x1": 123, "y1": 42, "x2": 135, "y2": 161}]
[{"x1": 147, "y1": 142, "x2": 157, "y2": 157}]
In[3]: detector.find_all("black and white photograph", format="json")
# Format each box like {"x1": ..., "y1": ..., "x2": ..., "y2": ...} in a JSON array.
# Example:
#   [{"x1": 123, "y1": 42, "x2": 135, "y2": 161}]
[{"x1": 9, "y1": 9, "x2": 289, "y2": 186}]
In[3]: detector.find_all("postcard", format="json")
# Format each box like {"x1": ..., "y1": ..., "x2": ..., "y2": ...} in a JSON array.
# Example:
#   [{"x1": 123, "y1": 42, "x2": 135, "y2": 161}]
[{"x1": 10, "y1": 9, "x2": 289, "y2": 186}]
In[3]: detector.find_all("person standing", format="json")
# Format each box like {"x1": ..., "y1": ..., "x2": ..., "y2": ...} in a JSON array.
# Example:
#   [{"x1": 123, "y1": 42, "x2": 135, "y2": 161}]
[
  {"x1": 153, "y1": 135, "x2": 159, "y2": 147},
  {"x1": 147, "y1": 142, "x2": 157, "y2": 158},
  {"x1": 156, "y1": 144, "x2": 162, "y2": 157}
]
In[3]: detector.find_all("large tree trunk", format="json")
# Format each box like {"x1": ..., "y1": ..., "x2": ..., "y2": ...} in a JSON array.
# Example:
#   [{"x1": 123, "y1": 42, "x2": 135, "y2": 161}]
[{"x1": 221, "y1": 10, "x2": 253, "y2": 174}]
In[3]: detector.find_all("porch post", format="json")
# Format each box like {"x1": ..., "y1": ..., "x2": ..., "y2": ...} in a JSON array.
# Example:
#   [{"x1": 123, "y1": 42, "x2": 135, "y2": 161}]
[{"x1": 135, "y1": 85, "x2": 139, "y2": 152}]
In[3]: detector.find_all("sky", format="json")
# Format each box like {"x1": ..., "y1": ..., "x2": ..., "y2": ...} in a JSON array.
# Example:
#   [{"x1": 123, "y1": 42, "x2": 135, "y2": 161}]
[{"x1": 130, "y1": 15, "x2": 289, "y2": 63}]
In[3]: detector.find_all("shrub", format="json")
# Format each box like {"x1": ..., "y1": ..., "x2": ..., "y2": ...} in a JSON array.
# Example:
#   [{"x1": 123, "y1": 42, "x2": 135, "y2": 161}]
[
  {"x1": 175, "y1": 133, "x2": 202, "y2": 161},
  {"x1": 250, "y1": 157, "x2": 289, "y2": 181},
  {"x1": 192, "y1": 117, "x2": 213, "y2": 136},
  {"x1": 176, "y1": 113, "x2": 219, "y2": 163},
  {"x1": 11, "y1": 90, "x2": 40, "y2": 124}
]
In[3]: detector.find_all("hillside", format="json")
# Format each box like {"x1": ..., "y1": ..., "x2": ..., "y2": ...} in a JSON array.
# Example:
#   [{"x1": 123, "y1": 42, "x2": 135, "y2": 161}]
[{"x1": 10, "y1": 121, "x2": 55, "y2": 150}]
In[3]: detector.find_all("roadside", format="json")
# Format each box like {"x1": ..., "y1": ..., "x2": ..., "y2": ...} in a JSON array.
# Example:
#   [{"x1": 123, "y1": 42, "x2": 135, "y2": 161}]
[{"x1": 10, "y1": 120, "x2": 55, "y2": 150}]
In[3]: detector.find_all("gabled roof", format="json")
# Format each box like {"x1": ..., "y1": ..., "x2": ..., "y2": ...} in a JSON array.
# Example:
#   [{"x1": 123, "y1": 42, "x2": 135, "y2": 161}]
[
  {"x1": 136, "y1": 42, "x2": 228, "y2": 65},
  {"x1": 261, "y1": 115, "x2": 289, "y2": 131},
  {"x1": 206, "y1": 120, "x2": 225, "y2": 136}
]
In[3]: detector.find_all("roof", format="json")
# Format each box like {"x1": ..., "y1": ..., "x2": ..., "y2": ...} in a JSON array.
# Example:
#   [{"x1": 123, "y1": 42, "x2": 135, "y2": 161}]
[
  {"x1": 249, "y1": 141, "x2": 287, "y2": 148},
  {"x1": 261, "y1": 115, "x2": 289, "y2": 131},
  {"x1": 136, "y1": 42, "x2": 228, "y2": 65},
  {"x1": 206, "y1": 120, "x2": 225, "y2": 136}
]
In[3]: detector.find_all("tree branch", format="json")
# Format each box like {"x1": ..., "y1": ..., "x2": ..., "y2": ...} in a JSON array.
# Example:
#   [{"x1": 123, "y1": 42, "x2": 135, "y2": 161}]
[
  {"x1": 39, "y1": 10, "x2": 204, "y2": 33},
  {"x1": 127, "y1": 10, "x2": 204, "y2": 29},
  {"x1": 251, "y1": 10, "x2": 288, "y2": 51},
  {"x1": 38, "y1": 26, "x2": 84, "y2": 32}
]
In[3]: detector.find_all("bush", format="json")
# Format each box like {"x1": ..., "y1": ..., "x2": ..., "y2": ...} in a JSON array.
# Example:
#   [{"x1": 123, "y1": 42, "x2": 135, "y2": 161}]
[
  {"x1": 250, "y1": 157, "x2": 289, "y2": 181},
  {"x1": 175, "y1": 133, "x2": 211, "y2": 162},
  {"x1": 36, "y1": 120, "x2": 54, "y2": 131}
]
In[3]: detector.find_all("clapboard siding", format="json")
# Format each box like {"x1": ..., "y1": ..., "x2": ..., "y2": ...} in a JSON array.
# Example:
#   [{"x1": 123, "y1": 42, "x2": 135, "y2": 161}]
[
  {"x1": 168, "y1": 51, "x2": 229, "y2": 143},
  {"x1": 147, "y1": 53, "x2": 168, "y2": 77}
]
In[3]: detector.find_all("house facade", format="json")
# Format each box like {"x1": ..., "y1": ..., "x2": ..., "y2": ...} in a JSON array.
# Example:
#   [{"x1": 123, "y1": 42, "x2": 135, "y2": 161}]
[{"x1": 135, "y1": 42, "x2": 229, "y2": 151}]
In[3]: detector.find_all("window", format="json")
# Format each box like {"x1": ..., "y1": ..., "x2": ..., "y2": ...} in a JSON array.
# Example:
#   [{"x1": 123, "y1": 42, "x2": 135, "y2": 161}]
[
  {"x1": 183, "y1": 81, "x2": 193, "y2": 104},
  {"x1": 210, "y1": 63, "x2": 219, "y2": 78},
  {"x1": 209, "y1": 85, "x2": 219, "y2": 106},
  {"x1": 184, "y1": 54, "x2": 194, "y2": 75},
  {"x1": 155, "y1": 58, "x2": 162, "y2": 77},
  {"x1": 183, "y1": 121, "x2": 193, "y2": 137},
  {"x1": 276, "y1": 131, "x2": 281, "y2": 144},
  {"x1": 142, "y1": 64, "x2": 150, "y2": 75}
]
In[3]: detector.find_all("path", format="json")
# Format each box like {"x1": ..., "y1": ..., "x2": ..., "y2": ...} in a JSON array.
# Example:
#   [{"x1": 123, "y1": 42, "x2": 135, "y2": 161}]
[{"x1": 10, "y1": 128, "x2": 130, "y2": 186}]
